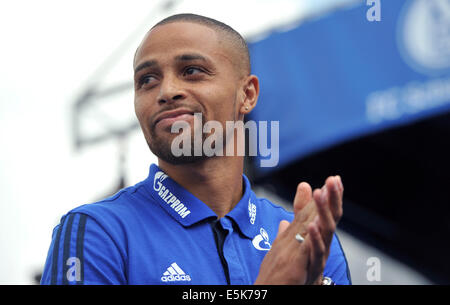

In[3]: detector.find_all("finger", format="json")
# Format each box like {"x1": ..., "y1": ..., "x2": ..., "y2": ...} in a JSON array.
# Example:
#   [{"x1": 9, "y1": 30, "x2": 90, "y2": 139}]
[
  {"x1": 325, "y1": 176, "x2": 343, "y2": 224},
  {"x1": 293, "y1": 182, "x2": 313, "y2": 214},
  {"x1": 313, "y1": 188, "x2": 336, "y2": 248},
  {"x1": 276, "y1": 220, "x2": 291, "y2": 239},
  {"x1": 309, "y1": 222, "x2": 326, "y2": 262},
  {"x1": 307, "y1": 222, "x2": 326, "y2": 284},
  {"x1": 283, "y1": 204, "x2": 317, "y2": 242},
  {"x1": 337, "y1": 175, "x2": 344, "y2": 193},
  {"x1": 288, "y1": 183, "x2": 318, "y2": 239},
  {"x1": 275, "y1": 219, "x2": 308, "y2": 257}
]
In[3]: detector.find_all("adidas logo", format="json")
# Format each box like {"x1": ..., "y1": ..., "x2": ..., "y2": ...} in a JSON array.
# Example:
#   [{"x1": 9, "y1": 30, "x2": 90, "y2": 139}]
[{"x1": 161, "y1": 262, "x2": 192, "y2": 282}]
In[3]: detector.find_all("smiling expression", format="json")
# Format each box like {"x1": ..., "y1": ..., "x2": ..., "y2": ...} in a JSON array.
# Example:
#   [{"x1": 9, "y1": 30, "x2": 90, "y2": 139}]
[{"x1": 133, "y1": 21, "x2": 251, "y2": 164}]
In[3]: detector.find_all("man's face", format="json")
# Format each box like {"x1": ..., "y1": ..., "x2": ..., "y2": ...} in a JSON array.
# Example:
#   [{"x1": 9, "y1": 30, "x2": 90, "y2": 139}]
[{"x1": 134, "y1": 22, "x2": 244, "y2": 164}]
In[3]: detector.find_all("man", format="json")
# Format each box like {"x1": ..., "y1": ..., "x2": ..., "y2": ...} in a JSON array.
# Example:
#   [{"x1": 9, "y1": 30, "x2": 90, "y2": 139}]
[{"x1": 41, "y1": 14, "x2": 351, "y2": 285}]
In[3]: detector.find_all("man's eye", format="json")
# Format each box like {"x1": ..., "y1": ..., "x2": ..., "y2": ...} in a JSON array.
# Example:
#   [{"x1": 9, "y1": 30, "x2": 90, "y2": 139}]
[
  {"x1": 139, "y1": 75, "x2": 156, "y2": 86},
  {"x1": 184, "y1": 67, "x2": 203, "y2": 76}
]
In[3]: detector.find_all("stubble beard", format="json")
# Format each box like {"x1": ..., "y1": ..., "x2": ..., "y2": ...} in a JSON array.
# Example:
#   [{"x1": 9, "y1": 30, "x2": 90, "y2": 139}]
[
  {"x1": 146, "y1": 122, "x2": 208, "y2": 165},
  {"x1": 144, "y1": 100, "x2": 239, "y2": 165}
]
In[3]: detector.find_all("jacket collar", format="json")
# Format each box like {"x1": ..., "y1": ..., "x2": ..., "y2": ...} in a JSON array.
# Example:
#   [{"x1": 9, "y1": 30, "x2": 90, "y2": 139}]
[
  {"x1": 145, "y1": 164, "x2": 216, "y2": 226},
  {"x1": 144, "y1": 164, "x2": 261, "y2": 238},
  {"x1": 225, "y1": 175, "x2": 261, "y2": 239}
]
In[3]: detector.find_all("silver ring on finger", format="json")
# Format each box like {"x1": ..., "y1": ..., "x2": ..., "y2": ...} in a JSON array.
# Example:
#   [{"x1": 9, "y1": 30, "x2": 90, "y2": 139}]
[{"x1": 295, "y1": 233, "x2": 304, "y2": 243}]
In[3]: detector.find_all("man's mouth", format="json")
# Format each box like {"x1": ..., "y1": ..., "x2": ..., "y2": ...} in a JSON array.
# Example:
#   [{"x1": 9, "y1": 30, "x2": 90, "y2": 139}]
[{"x1": 154, "y1": 109, "x2": 196, "y2": 128}]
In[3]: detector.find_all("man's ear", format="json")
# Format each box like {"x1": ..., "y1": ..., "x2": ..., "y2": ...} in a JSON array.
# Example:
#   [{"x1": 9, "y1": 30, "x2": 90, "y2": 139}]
[{"x1": 239, "y1": 75, "x2": 259, "y2": 115}]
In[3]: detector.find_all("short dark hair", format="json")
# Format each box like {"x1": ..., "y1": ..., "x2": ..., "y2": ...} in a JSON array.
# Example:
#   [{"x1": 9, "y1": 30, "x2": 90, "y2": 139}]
[{"x1": 150, "y1": 13, "x2": 250, "y2": 76}]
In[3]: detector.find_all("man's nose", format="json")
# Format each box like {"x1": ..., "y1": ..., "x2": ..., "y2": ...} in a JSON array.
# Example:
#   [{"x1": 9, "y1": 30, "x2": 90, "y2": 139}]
[{"x1": 157, "y1": 76, "x2": 185, "y2": 105}]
